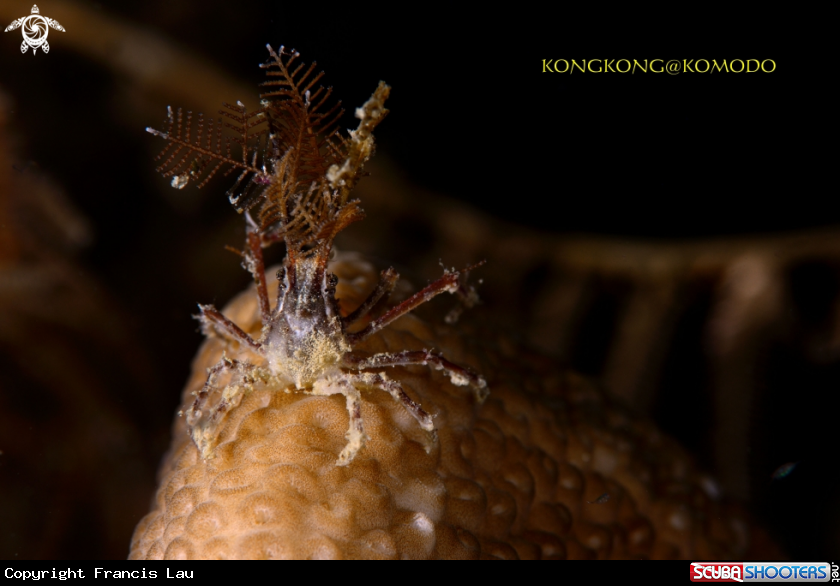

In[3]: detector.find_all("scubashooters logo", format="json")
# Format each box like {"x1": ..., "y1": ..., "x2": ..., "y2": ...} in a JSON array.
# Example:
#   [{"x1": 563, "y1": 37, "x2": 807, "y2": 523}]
[{"x1": 691, "y1": 562, "x2": 832, "y2": 582}]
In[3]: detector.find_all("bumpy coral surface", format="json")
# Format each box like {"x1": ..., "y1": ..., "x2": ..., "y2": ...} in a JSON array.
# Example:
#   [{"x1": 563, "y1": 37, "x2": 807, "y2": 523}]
[{"x1": 130, "y1": 254, "x2": 754, "y2": 560}]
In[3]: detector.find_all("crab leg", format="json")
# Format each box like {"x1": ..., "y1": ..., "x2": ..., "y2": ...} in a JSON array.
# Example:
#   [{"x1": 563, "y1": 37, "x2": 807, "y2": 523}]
[
  {"x1": 186, "y1": 356, "x2": 261, "y2": 459},
  {"x1": 186, "y1": 356, "x2": 247, "y2": 425},
  {"x1": 196, "y1": 304, "x2": 260, "y2": 350},
  {"x1": 342, "y1": 266, "x2": 399, "y2": 327},
  {"x1": 201, "y1": 361, "x2": 259, "y2": 428},
  {"x1": 345, "y1": 270, "x2": 461, "y2": 344},
  {"x1": 349, "y1": 372, "x2": 435, "y2": 437},
  {"x1": 344, "y1": 350, "x2": 489, "y2": 402},
  {"x1": 244, "y1": 214, "x2": 271, "y2": 325},
  {"x1": 309, "y1": 378, "x2": 367, "y2": 466}
]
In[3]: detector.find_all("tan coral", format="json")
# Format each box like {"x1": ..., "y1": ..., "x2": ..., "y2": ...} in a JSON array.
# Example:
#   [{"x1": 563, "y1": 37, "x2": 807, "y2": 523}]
[{"x1": 130, "y1": 253, "x2": 756, "y2": 560}]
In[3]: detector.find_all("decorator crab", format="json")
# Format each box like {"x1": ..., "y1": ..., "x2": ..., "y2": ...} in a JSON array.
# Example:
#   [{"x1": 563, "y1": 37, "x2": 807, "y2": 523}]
[{"x1": 147, "y1": 45, "x2": 487, "y2": 465}]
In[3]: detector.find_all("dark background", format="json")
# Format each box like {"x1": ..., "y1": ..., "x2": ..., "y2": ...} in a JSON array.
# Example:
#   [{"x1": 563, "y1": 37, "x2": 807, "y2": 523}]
[{"x1": 0, "y1": 0, "x2": 830, "y2": 560}]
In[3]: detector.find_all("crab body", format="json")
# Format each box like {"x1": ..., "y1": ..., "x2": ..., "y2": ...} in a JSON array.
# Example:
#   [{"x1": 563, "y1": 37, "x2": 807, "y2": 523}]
[{"x1": 262, "y1": 257, "x2": 350, "y2": 387}]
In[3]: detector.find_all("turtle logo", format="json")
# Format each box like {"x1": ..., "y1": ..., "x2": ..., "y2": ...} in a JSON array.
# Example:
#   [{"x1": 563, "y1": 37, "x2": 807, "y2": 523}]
[{"x1": 4, "y1": 5, "x2": 65, "y2": 55}]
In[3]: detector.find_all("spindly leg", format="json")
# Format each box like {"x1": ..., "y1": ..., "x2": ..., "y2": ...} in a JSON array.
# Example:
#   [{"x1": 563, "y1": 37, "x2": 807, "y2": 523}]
[
  {"x1": 444, "y1": 260, "x2": 485, "y2": 324},
  {"x1": 223, "y1": 212, "x2": 272, "y2": 324},
  {"x1": 195, "y1": 304, "x2": 260, "y2": 350},
  {"x1": 342, "y1": 266, "x2": 398, "y2": 327},
  {"x1": 348, "y1": 372, "x2": 436, "y2": 443},
  {"x1": 343, "y1": 350, "x2": 489, "y2": 402},
  {"x1": 310, "y1": 377, "x2": 367, "y2": 466},
  {"x1": 201, "y1": 361, "x2": 260, "y2": 427},
  {"x1": 310, "y1": 371, "x2": 437, "y2": 465},
  {"x1": 185, "y1": 356, "x2": 251, "y2": 426},
  {"x1": 243, "y1": 212, "x2": 271, "y2": 324},
  {"x1": 186, "y1": 356, "x2": 259, "y2": 458},
  {"x1": 345, "y1": 270, "x2": 461, "y2": 344}
]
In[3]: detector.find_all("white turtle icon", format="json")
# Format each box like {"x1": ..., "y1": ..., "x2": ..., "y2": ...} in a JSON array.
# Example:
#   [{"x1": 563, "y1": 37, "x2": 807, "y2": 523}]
[{"x1": 4, "y1": 5, "x2": 65, "y2": 55}]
